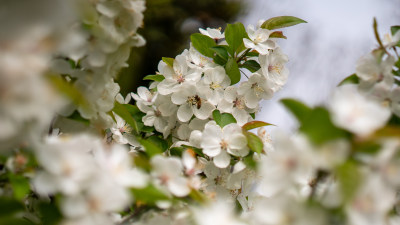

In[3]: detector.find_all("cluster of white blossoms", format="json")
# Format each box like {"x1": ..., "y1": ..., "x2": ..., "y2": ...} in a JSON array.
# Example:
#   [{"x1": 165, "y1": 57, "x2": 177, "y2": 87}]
[{"x1": 4, "y1": 1, "x2": 400, "y2": 224}]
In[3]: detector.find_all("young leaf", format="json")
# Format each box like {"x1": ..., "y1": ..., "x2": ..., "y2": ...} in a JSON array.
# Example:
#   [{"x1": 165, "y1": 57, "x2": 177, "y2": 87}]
[
  {"x1": 269, "y1": 31, "x2": 287, "y2": 39},
  {"x1": 138, "y1": 137, "x2": 163, "y2": 157},
  {"x1": 8, "y1": 174, "x2": 30, "y2": 201},
  {"x1": 336, "y1": 162, "x2": 362, "y2": 203},
  {"x1": 225, "y1": 22, "x2": 249, "y2": 55},
  {"x1": 191, "y1": 33, "x2": 217, "y2": 58},
  {"x1": 113, "y1": 102, "x2": 139, "y2": 135},
  {"x1": 211, "y1": 46, "x2": 229, "y2": 61},
  {"x1": 243, "y1": 131, "x2": 263, "y2": 154},
  {"x1": 338, "y1": 74, "x2": 359, "y2": 86},
  {"x1": 391, "y1": 25, "x2": 400, "y2": 36},
  {"x1": 225, "y1": 57, "x2": 241, "y2": 84},
  {"x1": 131, "y1": 184, "x2": 169, "y2": 204},
  {"x1": 261, "y1": 16, "x2": 307, "y2": 30},
  {"x1": 280, "y1": 98, "x2": 312, "y2": 124},
  {"x1": 212, "y1": 110, "x2": 237, "y2": 128},
  {"x1": 143, "y1": 75, "x2": 165, "y2": 82},
  {"x1": 162, "y1": 57, "x2": 174, "y2": 67},
  {"x1": 299, "y1": 107, "x2": 350, "y2": 145},
  {"x1": 241, "y1": 60, "x2": 261, "y2": 73},
  {"x1": 242, "y1": 121, "x2": 274, "y2": 131}
]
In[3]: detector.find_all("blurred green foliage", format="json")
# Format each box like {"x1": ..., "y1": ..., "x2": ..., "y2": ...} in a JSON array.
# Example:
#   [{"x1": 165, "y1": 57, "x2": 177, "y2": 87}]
[{"x1": 117, "y1": 0, "x2": 246, "y2": 96}]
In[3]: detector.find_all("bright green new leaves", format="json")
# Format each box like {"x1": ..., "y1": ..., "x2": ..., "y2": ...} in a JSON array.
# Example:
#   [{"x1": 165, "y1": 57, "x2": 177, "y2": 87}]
[
  {"x1": 138, "y1": 138, "x2": 164, "y2": 158},
  {"x1": 281, "y1": 99, "x2": 349, "y2": 145},
  {"x1": 225, "y1": 22, "x2": 249, "y2": 55},
  {"x1": 113, "y1": 102, "x2": 139, "y2": 135},
  {"x1": 143, "y1": 75, "x2": 165, "y2": 82},
  {"x1": 162, "y1": 57, "x2": 175, "y2": 67},
  {"x1": 225, "y1": 57, "x2": 241, "y2": 84},
  {"x1": 242, "y1": 60, "x2": 261, "y2": 73},
  {"x1": 243, "y1": 131, "x2": 263, "y2": 154},
  {"x1": 391, "y1": 25, "x2": 400, "y2": 36},
  {"x1": 269, "y1": 31, "x2": 287, "y2": 39},
  {"x1": 190, "y1": 33, "x2": 217, "y2": 58},
  {"x1": 261, "y1": 16, "x2": 307, "y2": 30},
  {"x1": 242, "y1": 121, "x2": 274, "y2": 131},
  {"x1": 212, "y1": 110, "x2": 237, "y2": 128},
  {"x1": 280, "y1": 98, "x2": 312, "y2": 124},
  {"x1": 211, "y1": 46, "x2": 229, "y2": 61},
  {"x1": 8, "y1": 174, "x2": 30, "y2": 201},
  {"x1": 338, "y1": 73, "x2": 359, "y2": 86},
  {"x1": 336, "y1": 161, "x2": 362, "y2": 203},
  {"x1": 131, "y1": 184, "x2": 169, "y2": 205}
]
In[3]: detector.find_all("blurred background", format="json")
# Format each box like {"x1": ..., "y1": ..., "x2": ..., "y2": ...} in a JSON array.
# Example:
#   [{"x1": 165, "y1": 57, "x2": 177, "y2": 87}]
[{"x1": 117, "y1": 0, "x2": 400, "y2": 132}]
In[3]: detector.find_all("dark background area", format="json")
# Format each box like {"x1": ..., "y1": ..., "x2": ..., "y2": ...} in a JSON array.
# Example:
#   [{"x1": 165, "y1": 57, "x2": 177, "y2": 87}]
[{"x1": 117, "y1": 0, "x2": 247, "y2": 96}]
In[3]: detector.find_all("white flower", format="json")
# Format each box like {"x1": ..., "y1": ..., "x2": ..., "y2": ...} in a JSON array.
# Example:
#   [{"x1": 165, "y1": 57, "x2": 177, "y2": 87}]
[
  {"x1": 93, "y1": 144, "x2": 148, "y2": 188},
  {"x1": 193, "y1": 200, "x2": 247, "y2": 225},
  {"x1": 383, "y1": 30, "x2": 400, "y2": 48},
  {"x1": 131, "y1": 86, "x2": 158, "y2": 111},
  {"x1": 217, "y1": 86, "x2": 253, "y2": 125},
  {"x1": 171, "y1": 84, "x2": 215, "y2": 122},
  {"x1": 198, "y1": 66, "x2": 231, "y2": 105},
  {"x1": 259, "y1": 47, "x2": 289, "y2": 92},
  {"x1": 356, "y1": 53, "x2": 395, "y2": 90},
  {"x1": 201, "y1": 121, "x2": 249, "y2": 168},
  {"x1": 238, "y1": 73, "x2": 273, "y2": 108},
  {"x1": 187, "y1": 45, "x2": 215, "y2": 72},
  {"x1": 199, "y1": 27, "x2": 224, "y2": 40},
  {"x1": 110, "y1": 113, "x2": 139, "y2": 146},
  {"x1": 151, "y1": 155, "x2": 191, "y2": 197},
  {"x1": 243, "y1": 25, "x2": 276, "y2": 55},
  {"x1": 257, "y1": 133, "x2": 316, "y2": 197},
  {"x1": 157, "y1": 51, "x2": 201, "y2": 95},
  {"x1": 33, "y1": 134, "x2": 101, "y2": 196},
  {"x1": 329, "y1": 85, "x2": 391, "y2": 137}
]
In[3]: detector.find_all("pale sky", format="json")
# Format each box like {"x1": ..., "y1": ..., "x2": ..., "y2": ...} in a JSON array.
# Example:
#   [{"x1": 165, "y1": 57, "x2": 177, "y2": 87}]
[{"x1": 242, "y1": 0, "x2": 400, "y2": 131}]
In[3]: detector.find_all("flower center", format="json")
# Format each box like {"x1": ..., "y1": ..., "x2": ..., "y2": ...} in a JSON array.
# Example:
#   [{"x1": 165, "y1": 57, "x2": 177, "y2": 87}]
[
  {"x1": 210, "y1": 82, "x2": 221, "y2": 90},
  {"x1": 187, "y1": 95, "x2": 201, "y2": 109},
  {"x1": 220, "y1": 139, "x2": 229, "y2": 150},
  {"x1": 233, "y1": 97, "x2": 245, "y2": 110},
  {"x1": 268, "y1": 64, "x2": 282, "y2": 74}
]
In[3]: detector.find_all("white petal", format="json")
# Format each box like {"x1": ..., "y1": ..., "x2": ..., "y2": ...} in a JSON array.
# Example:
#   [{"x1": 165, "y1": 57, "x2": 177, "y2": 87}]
[
  {"x1": 213, "y1": 151, "x2": 231, "y2": 168},
  {"x1": 193, "y1": 101, "x2": 215, "y2": 120},
  {"x1": 177, "y1": 104, "x2": 193, "y2": 122}
]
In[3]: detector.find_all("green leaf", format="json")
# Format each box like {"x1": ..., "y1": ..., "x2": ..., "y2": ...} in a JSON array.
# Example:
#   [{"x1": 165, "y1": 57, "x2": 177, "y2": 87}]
[
  {"x1": 249, "y1": 113, "x2": 256, "y2": 119},
  {"x1": 225, "y1": 22, "x2": 249, "y2": 55},
  {"x1": 212, "y1": 110, "x2": 237, "y2": 128},
  {"x1": 261, "y1": 16, "x2": 307, "y2": 30},
  {"x1": 138, "y1": 137, "x2": 164, "y2": 157},
  {"x1": 113, "y1": 102, "x2": 139, "y2": 135},
  {"x1": 131, "y1": 185, "x2": 169, "y2": 205},
  {"x1": 46, "y1": 74, "x2": 88, "y2": 109},
  {"x1": 39, "y1": 202, "x2": 62, "y2": 225},
  {"x1": 299, "y1": 107, "x2": 350, "y2": 145},
  {"x1": 241, "y1": 60, "x2": 261, "y2": 73},
  {"x1": 143, "y1": 75, "x2": 165, "y2": 82},
  {"x1": 225, "y1": 57, "x2": 241, "y2": 84},
  {"x1": 147, "y1": 135, "x2": 168, "y2": 152},
  {"x1": 245, "y1": 51, "x2": 259, "y2": 58},
  {"x1": 8, "y1": 174, "x2": 30, "y2": 201},
  {"x1": 269, "y1": 31, "x2": 287, "y2": 39},
  {"x1": 242, "y1": 121, "x2": 274, "y2": 131},
  {"x1": 338, "y1": 73, "x2": 359, "y2": 86},
  {"x1": 281, "y1": 99, "x2": 349, "y2": 145},
  {"x1": 336, "y1": 162, "x2": 362, "y2": 203},
  {"x1": 280, "y1": 98, "x2": 312, "y2": 124},
  {"x1": 211, "y1": 46, "x2": 229, "y2": 61},
  {"x1": 243, "y1": 131, "x2": 263, "y2": 154},
  {"x1": 162, "y1": 57, "x2": 175, "y2": 67},
  {"x1": 0, "y1": 197, "x2": 24, "y2": 217},
  {"x1": 243, "y1": 152, "x2": 257, "y2": 169},
  {"x1": 391, "y1": 25, "x2": 400, "y2": 36},
  {"x1": 190, "y1": 33, "x2": 217, "y2": 58}
]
